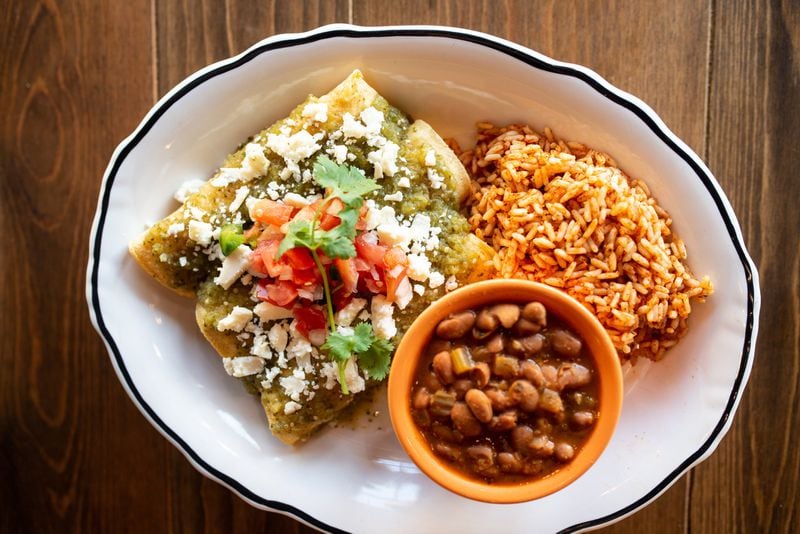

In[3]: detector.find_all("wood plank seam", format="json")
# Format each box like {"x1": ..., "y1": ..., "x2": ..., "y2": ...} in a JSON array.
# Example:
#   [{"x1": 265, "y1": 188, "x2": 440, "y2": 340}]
[
  {"x1": 703, "y1": 0, "x2": 717, "y2": 163},
  {"x1": 151, "y1": 0, "x2": 159, "y2": 104}
]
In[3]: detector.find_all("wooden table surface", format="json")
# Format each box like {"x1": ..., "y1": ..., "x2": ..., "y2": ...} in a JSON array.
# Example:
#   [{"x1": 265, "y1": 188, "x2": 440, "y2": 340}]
[{"x1": 2, "y1": 1, "x2": 797, "y2": 532}]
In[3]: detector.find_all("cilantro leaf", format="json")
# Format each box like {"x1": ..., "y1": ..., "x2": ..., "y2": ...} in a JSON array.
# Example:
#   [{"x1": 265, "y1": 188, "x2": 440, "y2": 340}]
[
  {"x1": 277, "y1": 219, "x2": 315, "y2": 258},
  {"x1": 313, "y1": 156, "x2": 380, "y2": 206},
  {"x1": 358, "y1": 337, "x2": 393, "y2": 381},
  {"x1": 321, "y1": 323, "x2": 394, "y2": 392},
  {"x1": 334, "y1": 206, "x2": 360, "y2": 239},
  {"x1": 316, "y1": 206, "x2": 359, "y2": 259},
  {"x1": 317, "y1": 232, "x2": 356, "y2": 259},
  {"x1": 322, "y1": 329, "x2": 370, "y2": 363},
  {"x1": 322, "y1": 325, "x2": 375, "y2": 396}
]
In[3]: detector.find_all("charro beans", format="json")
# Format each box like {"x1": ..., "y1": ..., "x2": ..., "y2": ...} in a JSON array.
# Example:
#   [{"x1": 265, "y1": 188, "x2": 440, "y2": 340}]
[{"x1": 411, "y1": 300, "x2": 599, "y2": 483}]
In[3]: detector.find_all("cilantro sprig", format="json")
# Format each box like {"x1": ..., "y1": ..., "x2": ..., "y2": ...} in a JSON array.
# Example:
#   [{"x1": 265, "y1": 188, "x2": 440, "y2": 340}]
[
  {"x1": 322, "y1": 323, "x2": 393, "y2": 390},
  {"x1": 277, "y1": 156, "x2": 393, "y2": 394}
]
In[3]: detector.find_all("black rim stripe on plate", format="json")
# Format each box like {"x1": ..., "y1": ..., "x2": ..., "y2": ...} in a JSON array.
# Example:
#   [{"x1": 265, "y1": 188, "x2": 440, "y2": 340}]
[{"x1": 89, "y1": 27, "x2": 757, "y2": 534}]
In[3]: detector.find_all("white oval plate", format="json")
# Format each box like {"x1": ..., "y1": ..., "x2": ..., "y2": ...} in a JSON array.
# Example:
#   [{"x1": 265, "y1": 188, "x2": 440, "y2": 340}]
[{"x1": 87, "y1": 25, "x2": 759, "y2": 533}]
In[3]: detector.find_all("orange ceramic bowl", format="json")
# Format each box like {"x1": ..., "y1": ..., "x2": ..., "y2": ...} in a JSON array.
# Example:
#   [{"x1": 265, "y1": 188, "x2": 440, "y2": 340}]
[{"x1": 388, "y1": 279, "x2": 623, "y2": 503}]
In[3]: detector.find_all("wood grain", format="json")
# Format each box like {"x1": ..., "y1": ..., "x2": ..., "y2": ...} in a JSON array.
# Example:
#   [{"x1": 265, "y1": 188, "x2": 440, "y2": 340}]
[
  {"x1": 689, "y1": 0, "x2": 800, "y2": 532},
  {"x1": 0, "y1": 1, "x2": 161, "y2": 533},
  {"x1": 156, "y1": 0, "x2": 348, "y2": 93},
  {"x1": 0, "y1": 0, "x2": 797, "y2": 533}
]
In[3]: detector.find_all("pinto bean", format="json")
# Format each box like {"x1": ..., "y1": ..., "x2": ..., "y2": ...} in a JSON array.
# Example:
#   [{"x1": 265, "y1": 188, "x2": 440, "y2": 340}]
[
  {"x1": 519, "y1": 334, "x2": 544, "y2": 355},
  {"x1": 487, "y1": 379, "x2": 507, "y2": 391},
  {"x1": 522, "y1": 459, "x2": 544, "y2": 476},
  {"x1": 572, "y1": 410, "x2": 595, "y2": 427},
  {"x1": 471, "y1": 362, "x2": 491, "y2": 388},
  {"x1": 485, "y1": 388, "x2": 514, "y2": 411},
  {"x1": 489, "y1": 304, "x2": 520, "y2": 328},
  {"x1": 453, "y1": 378, "x2": 473, "y2": 399},
  {"x1": 465, "y1": 389, "x2": 493, "y2": 423},
  {"x1": 554, "y1": 442, "x2": 575, "y2": 462},
  {"x1": 513, "y1": 318, "x2": 541, "y2": 336},
  {"x1": 434, "y1": 442, "x2": 463, "y2": 462},
  {"x1": 451, "y1": 402, "x2": 482, "y2": 437},
  {"x1": 522, "y1": 301, "x2": 547, "y2": 326},
  {"x1": 557, "y1": 363, "x2": 592, "y2": 390},
  {"x1": 475, "y1": 308, "x2": 499, "y2": 333},
  {"x1": 511, "y1": 425, "x2": 534, "y2": 453},
  {"x1": 466, "y1": 445, "x2": 495, "y2": 470},
  {"x1": 508, "y1": 380, "x2": 540, "y2": 412},
  {"x1": 486, "y1": 333, "x2": 505, "y2": 353},
  {"x1": 422, "y1": 372, "x2": 443, "y2": 392},
  {"x1": 412, "y1": 387, "x2": 431, "y2": 410},
  {"x1": 489, "y1": 410, "x2": 518, "y2": 431},
  {"x1": 436, "y1": 311, "x2": 476, "y2": 339},
  {"x1": 507, "y1": 339, "x2": 524, "y2": 356},
  {"x1": 540, "y1": 364, "x2": 558, "y2": 389},
  {"x1": 432, "y1": 351, "x2": 454, "y2": 385},
  {"x1": 538, "y1": 388, "x2": 565, "y2": 416},
  {"x1": 432, "y1": 422, "x2": 462, "y2": 443},
  {"x1": 521, "y1": 359, "x2": 545, "y2": 387},
  {"x1": 471, "y1": 327, "x2": 493, "y2": 341},
  {"x1": 427, "y1": 338, "x2": 452, "y2": 355},
  {"x1": 550, "y1": 329, "x2": 582, "y2": 357},
  {"x1": 528, "y1": 434, "x2": 555, "y2": 457},
  {"x1": 498, "y1": 452, "x2": 523, "y2": 473}
]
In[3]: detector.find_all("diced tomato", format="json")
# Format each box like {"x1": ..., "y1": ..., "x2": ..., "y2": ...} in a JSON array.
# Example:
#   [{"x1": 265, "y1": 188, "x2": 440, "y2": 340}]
[
  {"x1": 355, "y1": 234, "x2": 387, "y2": 266},
  {"x1": 293, "y1": 305, "x2": 327, "y2": 339},
  {"x1": 334, "y1": 258, "x2": 359, "y2": 294},
  {"x1": 257, "y1": 224, "x2": 284, "y2": 241},
  {"x1": 250, "y1": 199, "x2": 295, "y2": 226},
  {"x1": 332, "y1": 285, "x2": 354, "y2": 311},
  {"x1": 249, "y1": 251, "x2": 266, "y2": 275},
  {"x1": 252, "y1": 240, "x2": 290, "y2": 278},
  {"x1": 249, "y1": 240, "x2": 272, "y2": 276},
  {"x1": 353, "y1": 258, "x2": 370, "y2": 272},
  {"x1": 291, "y1": 268, "x2": 321, "y2": 287},
  {"x1": 319, "y1": 212, "x2": 341, "y2": 231},
  {"x1": 355, "y1": 204, "x2": 368, "y2": 231},
  {"x1": 364, "y1": 276, "x2": 385, "y2": 294},
  {"x1": 325, "y1": 197, "x2": 344, "y2": 215},
  {"x1": 256, "y1": 279, "x2": 298, "y2": 307},
  {"x1": 383, "y1": 247, "x2": 408, "y2": 269},
  {"x1": 292, "y1": 205, "x2": 317, "y2": 223},
  {"x1": 384, "y1": 265, "x2": 407, "y2": 303},
  {"x1": 283, "y1": 247, "x2": 315, "y2": 270}
]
